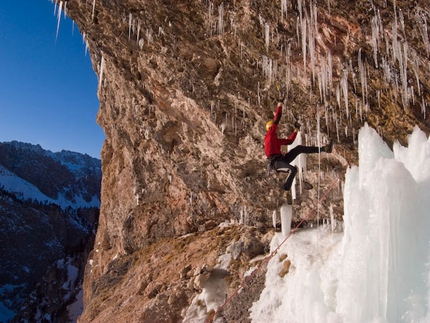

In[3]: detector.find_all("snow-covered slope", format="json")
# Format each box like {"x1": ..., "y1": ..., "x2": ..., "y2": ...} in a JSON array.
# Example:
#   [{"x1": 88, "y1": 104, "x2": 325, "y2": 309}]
[
  {"x1": 0, "y1": 141, "x2": 101, "y2": 209},
  {"x1": 0, "y1": 165, "x2": 50, "y2": 203}
]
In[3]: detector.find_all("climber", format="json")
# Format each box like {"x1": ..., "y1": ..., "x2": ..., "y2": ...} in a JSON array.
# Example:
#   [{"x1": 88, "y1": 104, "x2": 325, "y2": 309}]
[{"x1": 265, "y1": 102, "x2": 333, "y2": 191}]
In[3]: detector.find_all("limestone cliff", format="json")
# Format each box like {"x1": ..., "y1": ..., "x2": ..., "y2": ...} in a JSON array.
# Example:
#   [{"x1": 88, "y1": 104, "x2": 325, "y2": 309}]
[{"x1": 57, "y1": 0, "x2": 429, "y2": 321}]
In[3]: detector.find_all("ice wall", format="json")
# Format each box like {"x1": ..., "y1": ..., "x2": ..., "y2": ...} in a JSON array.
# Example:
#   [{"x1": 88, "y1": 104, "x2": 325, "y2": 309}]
[
  {"x1": 339, "y1": 124, "x2": 430, "y2": 322},
  {"x1": 250, "y1": 124, "x2": 430, "y2": 323}
]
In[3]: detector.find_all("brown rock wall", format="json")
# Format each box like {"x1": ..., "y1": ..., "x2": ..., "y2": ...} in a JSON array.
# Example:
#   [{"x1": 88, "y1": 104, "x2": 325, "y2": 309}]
[{"x1": 59, "y1": 0, "x2": 430, "y2": 321}]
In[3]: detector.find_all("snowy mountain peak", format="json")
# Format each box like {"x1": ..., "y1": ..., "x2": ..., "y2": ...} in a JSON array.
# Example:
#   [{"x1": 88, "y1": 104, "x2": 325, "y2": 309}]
[{"x1": 0, "y1": 141, "x2": 101, "y2": 209}]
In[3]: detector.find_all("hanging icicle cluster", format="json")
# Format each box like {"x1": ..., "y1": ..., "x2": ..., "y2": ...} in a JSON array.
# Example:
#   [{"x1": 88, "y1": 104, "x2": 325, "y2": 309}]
[
  {"x1": 269, "y1": 0, "x2": 430, "y2": 142},
  {"x1": 53, "y1": 0, "x2": 430, "y2": 144}
]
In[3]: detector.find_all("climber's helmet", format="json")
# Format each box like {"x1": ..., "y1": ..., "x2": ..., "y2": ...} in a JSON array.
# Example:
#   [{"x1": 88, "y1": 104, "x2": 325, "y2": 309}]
[{"x1": 266, "y1": 120, "x2": 274, "y2": 131}]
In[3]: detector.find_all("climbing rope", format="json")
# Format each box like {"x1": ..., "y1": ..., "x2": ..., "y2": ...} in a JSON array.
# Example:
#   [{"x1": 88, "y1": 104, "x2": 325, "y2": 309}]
[{"x1": 206, "y1": 176, "x2": 341, "y2": 323}]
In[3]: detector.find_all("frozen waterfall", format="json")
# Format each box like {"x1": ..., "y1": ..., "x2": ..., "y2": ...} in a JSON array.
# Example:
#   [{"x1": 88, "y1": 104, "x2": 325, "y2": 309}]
[{"x1": 250, "y1": 124, "x2": 430, "y2": 323}]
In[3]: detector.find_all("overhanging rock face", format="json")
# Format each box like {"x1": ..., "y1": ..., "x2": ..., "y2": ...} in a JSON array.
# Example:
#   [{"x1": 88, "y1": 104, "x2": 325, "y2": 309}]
[{"x1": 57, "y1": 0, "x2": 430, "y2": 321}]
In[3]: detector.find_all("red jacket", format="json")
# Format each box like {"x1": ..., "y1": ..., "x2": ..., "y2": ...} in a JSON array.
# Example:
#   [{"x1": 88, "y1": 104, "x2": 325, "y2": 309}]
[{"x1": 264, "y1": 105, "x2": 297, "y2": 157}]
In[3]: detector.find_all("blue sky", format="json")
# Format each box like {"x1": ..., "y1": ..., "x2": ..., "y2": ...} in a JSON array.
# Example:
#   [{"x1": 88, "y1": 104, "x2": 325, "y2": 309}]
[{"x1": 0, "y1": 1, "x2": 104, "y2": 158}]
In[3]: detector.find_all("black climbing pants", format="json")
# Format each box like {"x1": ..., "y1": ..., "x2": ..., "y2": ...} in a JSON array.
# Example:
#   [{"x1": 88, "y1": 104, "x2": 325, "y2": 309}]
[{"x1": 269, "y1": 145, "x2": 323, "y2": 190}]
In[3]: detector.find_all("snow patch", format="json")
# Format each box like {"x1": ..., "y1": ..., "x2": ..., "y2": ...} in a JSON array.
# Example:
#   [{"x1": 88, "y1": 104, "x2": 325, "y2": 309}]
[
  {"x1": 67, "y1": 288, "x2": 84, "y2": 322},
  {"x1": 183, "y1": 243, "x2": 234, "y2": 322},
  {"x1": 0, "y1": 164, "x2": 99, "y2": 209}
]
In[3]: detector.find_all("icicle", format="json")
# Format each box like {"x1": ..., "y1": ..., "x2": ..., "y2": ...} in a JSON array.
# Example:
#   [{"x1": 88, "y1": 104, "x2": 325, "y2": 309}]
[
  {"x1": 221, "y1": 113, "x2": 227, "y2": 134},
  {"x1": 136, "y1": 20, "x2": 141, "y2": 43},
  {"x1": 91, "y1": 0, "x2": 96, "y2": 21},
  {"x1": 298, "y1": 0, "x2": 303, "y2": 22},
  {"x1": 82, "y1": 32, "x2": 89, "y2": 55},
  {"x1": 415, "y1": 9, "x2": 430, "y2": 56},
  {"x1": 146, "y1": 28, "x2": 153, "y2": 43},
  {"x1": 357, "y1": 97, "x2": 363, "y2": 122},
  {"x1": 319, "y1": 56, "x2": 329, "y2": 104},
  {"x1": 400, "y1": 42, "x2": 409, "y2": 110},
  {"x1": 381, "y1": 56, "x2": 392, "y2": 83},
  {"x1": 358, "y1": 49, "x2": 368, "y2": 109},
  {"x1": 371, "y1": 11, "x2": 381, "y2": 68},
  {"x1": 128, "y1": 13, "x2": 133, "y2": 40},
  {"x1": 410, "y1": 49, "x2": 421, "y2": 95},
  {"x1": 410, "y1": 85, "x2": 415, "y2": 105},
  {"x1": 218, "y1": 3, "x2": 224, "y2": 35},
  {"x1": 55, "y1": 1, "x2": 63, "y2": 42},
  {"x1": 352, "y1": 128, "x2": 357, "y2": 146},
  {"x1": 335, "y1": 114, "x2": 340, "y2": 142},
  {"x1": 272, "y1": 210, "x2": 277, "y2": 228},
  {"x1": 231, "y1": 15, "x2": 237, "y2": 38},
  {"x1": 392, "y1": 9, "x2": 400, "y2": 64},
  {"x1": 292, "y1": 176, "x2": 297, "y2": 201},
  {"x1": 309, "y1": 1, "x2": 318, "y2": 81},
  {"x1": 325, "y1": 106, "x2": 329, "y2": 135},
  {"x1": 265, "y1": 23, "x2": 270, "y2": 52},
  {"x1": 393, "y1": 72, "x2": 399, "y2": 102},
  {"x1": 341, "y1": 69, "x2": 349, "y2": 118},
  {"x1": 399, "y1": 8, "x2": 405, "y2": 35},
  {"x1": 257, "y1": 82, "x2": 261, "y2": 106},
  {"x1": 97, "y1": 55, "x2": 105, "y2": 97},
  {"x1": 281, "y1": 0, "x2": 287, "y2": 23},
  {"x1": 301, "y1": 16, "x2": 307, "y2": 69},
  {"x1": 336, "y1": 84, "x2": 341, "y2": 108},
  {"x1": 208, "y1": 2, "x2": 214, "y2": 36},
  {"x1": 318, "y1": 73, "x2": 323, "y2": 102},
  {"x1": 309, "y1": 18, "x2": 316, "y2": 81},
  {"x1": 285, "y1": 43, "x2": 292, "y2": 98},
  {"x1": 327, "y1": 52, "x2": 333, "y2": 92},
  {"x1": 210, "y1": 102, "x2": 215, "y2": 122},
  {"x1": 377, "y1": 90, "x2": 381, "y2": 110},
  {"x1": 280, "y1": 203, "x2": 292, "y2": 237},
  {"x1": 317, "y1": 110, "x2": 321, "y2": 148}
]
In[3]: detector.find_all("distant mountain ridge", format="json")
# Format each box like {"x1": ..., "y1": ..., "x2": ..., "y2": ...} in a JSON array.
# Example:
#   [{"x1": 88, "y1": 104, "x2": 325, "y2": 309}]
[
  {"x1": 0, "y1": 141, "x2": 101, "y2": 209},
  {"x1": 0, "y1": 141, "x2": 101, "y2": 322}
]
